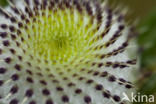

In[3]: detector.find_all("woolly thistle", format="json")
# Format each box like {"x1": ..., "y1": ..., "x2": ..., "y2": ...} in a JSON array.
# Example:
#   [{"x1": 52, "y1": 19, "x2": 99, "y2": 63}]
[{"x1": 0, "y1": 0, "x2": 138, "y2": 104}]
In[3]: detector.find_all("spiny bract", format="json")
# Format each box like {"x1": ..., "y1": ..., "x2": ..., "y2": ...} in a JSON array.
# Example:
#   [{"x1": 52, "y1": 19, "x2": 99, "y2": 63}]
[{"x1": 0, "y1": 0, "x2": 138, "y2": 104}]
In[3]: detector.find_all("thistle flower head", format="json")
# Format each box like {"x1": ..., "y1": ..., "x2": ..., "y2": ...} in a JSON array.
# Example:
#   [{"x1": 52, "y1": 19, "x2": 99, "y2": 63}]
[{"x1": 0, "y1": 0, "x2": 138, "y2": 104}]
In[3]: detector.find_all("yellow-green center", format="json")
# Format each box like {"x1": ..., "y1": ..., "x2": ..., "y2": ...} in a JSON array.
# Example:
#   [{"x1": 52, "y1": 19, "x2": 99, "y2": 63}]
[{"x1": 25, "y1": 8, "x2": 98, "y2": 64}]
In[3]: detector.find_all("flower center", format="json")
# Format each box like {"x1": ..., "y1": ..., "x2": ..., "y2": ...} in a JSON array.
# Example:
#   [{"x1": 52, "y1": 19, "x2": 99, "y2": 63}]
[{"x1": 25, "y1": 8, "x2": 97, "y2": 64}]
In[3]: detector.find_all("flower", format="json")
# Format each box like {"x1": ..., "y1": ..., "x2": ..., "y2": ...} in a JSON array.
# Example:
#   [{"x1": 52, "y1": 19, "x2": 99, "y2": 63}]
[{"x1": 0, "y1": 0, "x2": 138, "y2": 104}]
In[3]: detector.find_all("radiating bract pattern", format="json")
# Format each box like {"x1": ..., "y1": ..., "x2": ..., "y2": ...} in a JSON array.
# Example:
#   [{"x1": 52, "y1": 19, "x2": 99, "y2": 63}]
[{"x1": 0, "y1": 0, "x2": 138, "y2": 104}]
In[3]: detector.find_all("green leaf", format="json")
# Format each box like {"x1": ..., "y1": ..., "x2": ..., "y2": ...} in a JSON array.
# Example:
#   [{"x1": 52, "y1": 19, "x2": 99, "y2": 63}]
[
  {"x1": 138, "y1": 8, "x2": 156, "y2": 68},
  {"x1": 134, "y1": 8, "x2": 156, "y2": 104},
  {"x1": 138, "y1": 72, "x2": 156, "y2": 95},
  {"x1": 133, "y1": 73, "x2": 156, "y2": 104},
  {"x1": 0, "y1": 0, "x2": 8, "y2": 7}
]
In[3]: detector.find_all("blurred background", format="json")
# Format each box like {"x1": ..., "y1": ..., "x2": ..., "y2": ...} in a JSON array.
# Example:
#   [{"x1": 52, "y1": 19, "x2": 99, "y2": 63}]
[
  {"x1": 109, "y1": 1, "x2": 156, "y2": 104},
  {"x1": 109, "y1": 1, "x2": 156, "y2": 103},
  {"x1": 0, "y1": 0, "x2": 156, "y2": 104}
]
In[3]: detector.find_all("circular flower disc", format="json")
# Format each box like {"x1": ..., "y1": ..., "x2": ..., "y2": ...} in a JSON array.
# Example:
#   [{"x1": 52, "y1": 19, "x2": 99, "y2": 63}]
[{"x1": 0, "y1": 0, "x2": 138, "y2": 104}]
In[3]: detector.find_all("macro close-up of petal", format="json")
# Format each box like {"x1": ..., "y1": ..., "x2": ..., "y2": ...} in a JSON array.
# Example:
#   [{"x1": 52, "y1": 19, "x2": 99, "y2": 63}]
[{"x1": 0, "y1": 0, "x2": 138, "y2": 104}]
